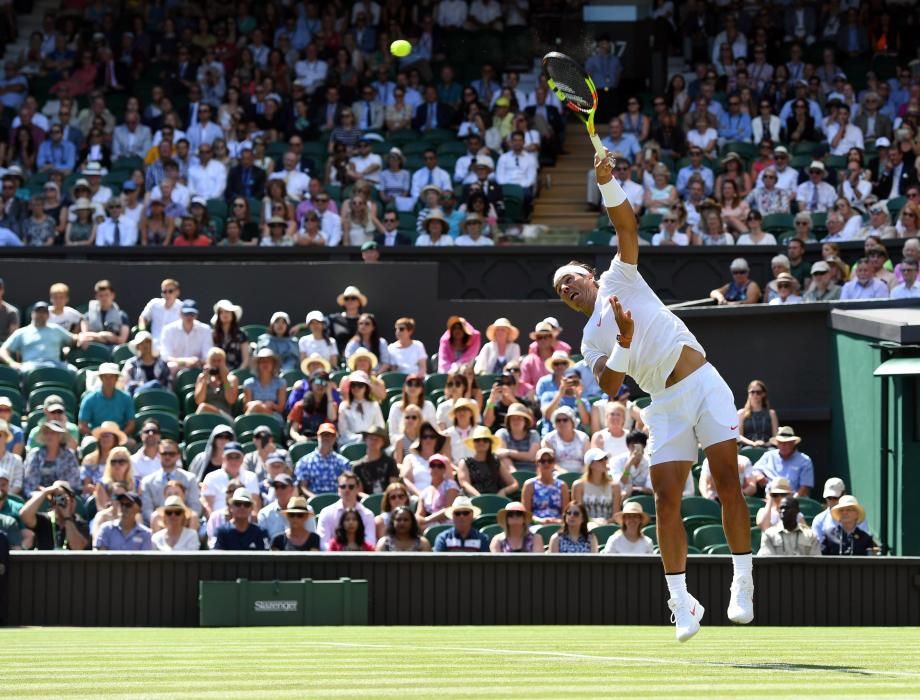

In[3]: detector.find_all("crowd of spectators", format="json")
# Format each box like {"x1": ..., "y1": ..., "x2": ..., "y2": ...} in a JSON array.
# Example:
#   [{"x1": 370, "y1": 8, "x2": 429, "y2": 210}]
[
  {"x1": 0, "y1": 0, "x2": 572, "y2": 249},
  {"x1": 0, "y1": 273, "x2": 878, "y2": 555}
]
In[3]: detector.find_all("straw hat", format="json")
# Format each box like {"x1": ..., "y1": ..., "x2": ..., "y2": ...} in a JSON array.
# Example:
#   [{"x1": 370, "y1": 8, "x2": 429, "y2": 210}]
[
  {"x1": 253, "y1": 347, "x2": 280, "y2": 370},
  {"x1": 462, "y1": 213, "x2": 484, "y2": 231},
  {"x1": 544, "y1": 350, "x2": 574, "y2": 372},
  {"x1": 300, "y1": 352, "x2": 332, "y2": 375},
  {"x1": 529, "y1": 320, "x2": 556, "y2": 340},
  {"x1": 831, "y1": 494, "x2": 865, "y2": 523},
  {"x1": 503, "y1": 402, "x2": 534, "y2": 427},
  {"x1": 463, "y1": 425, "x2": 502, "y2": 452},
  {"x1": 211, "y1": 299, "x2": 243, "y2": 325},
  {"x1": 721, "y1": 151, "x2": 743, "y2": 168},
  {"x1": 337, "y1": 285, "x2": 368, "y2": 307},
  {"x1": 91, "y1": 420, "x2": 128, "y2": 445},
  {"x1": 771, "y1": 426, "x2": 802, "y2": 446},
  {"x1": 496, "y1": 501, "x2": 532, "y2": 528},
  {"x1": 282, "y1": 495, "x2": 315, "y2": 517},
  {"x1": 361, "y1": 425, "x2": 390, "y2": 447},
  {"x1": 72, "y1": 197, "x2": 94, "y2": 212},
  {"x1": 346, "y1": 347, "x2": 379, "y2": 371},
  {"x1": 422, "y1": 209, "x2": 449, "y2": 233},
  {"x1": 613, "y1": 501, "x2": 652, "y2": 527},
  {"x1": 445, "y1": 495, "x2": 481, "y2": 519},
  {"x1": 128, "y1": 330, "x2": 157, "y2": 355},
  {"x1": 448, "y1": 397, "x2": 480, "y2": 423},
  {"x1": 486, "y1": 317, "x2": 519, "y2": 342},
  {"x1": 158, "y1": 494, "x2": 191, "y2": 519},
  {"x1": 767, "y1": 477, "x2": 793, "y2": 496}
]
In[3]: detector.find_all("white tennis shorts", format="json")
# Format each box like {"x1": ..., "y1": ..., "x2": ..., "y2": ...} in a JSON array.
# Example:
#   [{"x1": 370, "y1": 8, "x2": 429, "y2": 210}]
[{"x1": 642, "y1": 362, "x2": 738, "y2": 466}]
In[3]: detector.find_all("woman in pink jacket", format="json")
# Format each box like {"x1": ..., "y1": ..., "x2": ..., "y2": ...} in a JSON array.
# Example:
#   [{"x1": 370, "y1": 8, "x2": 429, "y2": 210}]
[{"x1": 437, "y1": 316, "x2": 482, "y2": 374}]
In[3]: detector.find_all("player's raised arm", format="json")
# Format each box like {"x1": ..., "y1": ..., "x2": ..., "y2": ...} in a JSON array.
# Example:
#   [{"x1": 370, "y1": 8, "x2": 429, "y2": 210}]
[{"x1": 596, "y1": 151, "x2": 639, "y2": 265}]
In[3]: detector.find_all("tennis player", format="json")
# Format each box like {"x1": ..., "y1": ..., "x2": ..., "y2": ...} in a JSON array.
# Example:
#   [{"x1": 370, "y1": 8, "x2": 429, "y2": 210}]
[{"x1": 553, "y1": 152, "x2": 754, "y2": 642}]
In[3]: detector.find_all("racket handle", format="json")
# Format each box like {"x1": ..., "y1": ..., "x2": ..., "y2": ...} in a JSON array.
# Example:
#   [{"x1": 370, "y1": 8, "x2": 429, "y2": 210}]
[{"x1": 590, "y1": 134, "x2": 606, "y2": 159}]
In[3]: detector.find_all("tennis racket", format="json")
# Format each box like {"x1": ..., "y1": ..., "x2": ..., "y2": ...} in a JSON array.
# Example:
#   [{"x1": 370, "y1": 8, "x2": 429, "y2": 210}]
[{"x1": 542, "y1": 51, "x2": 607, "y2": 160}]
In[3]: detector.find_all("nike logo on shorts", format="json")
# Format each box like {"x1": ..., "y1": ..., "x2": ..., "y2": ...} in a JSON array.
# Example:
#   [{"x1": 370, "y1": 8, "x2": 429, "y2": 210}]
[{"x1": 730, "y1": 425, "x2": 738, "y2": 430}]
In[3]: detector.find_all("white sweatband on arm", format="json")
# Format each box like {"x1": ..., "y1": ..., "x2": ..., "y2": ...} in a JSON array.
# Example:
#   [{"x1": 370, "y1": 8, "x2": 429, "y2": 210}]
[
  {"x1": 598, "y1": 177, "x2": 627, "y2": 208},
  {"x1": 605, "y1": 343, "x2": 630, "y2": 373}
]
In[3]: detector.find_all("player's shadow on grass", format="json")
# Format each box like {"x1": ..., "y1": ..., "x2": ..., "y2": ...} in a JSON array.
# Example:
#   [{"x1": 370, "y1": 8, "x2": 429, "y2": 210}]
[{"x1": 723, "y1": 661, "x2": 874, "y2": 677}]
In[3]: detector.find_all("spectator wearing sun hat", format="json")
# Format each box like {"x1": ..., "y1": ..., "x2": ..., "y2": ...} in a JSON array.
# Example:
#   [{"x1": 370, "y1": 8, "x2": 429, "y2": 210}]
[
  {"x1": 433, "y1": 495, "x2": 489, "y2": 552},
  {"x1": 202, "y1": 442, "x2": 261, "y2": 515},
  {"x1": 752, "y1": 426, "x2": 814, "y2": 497},
  {"x1": 454, "y1": 213, "x2": 493, "y2": 246},
  {"x1": 256, "y1": 311, "x2": 300, "y2": 371},
  {"x1": 328, "y1": 285, "x2": 368, "y2": 355},
  {"x1": 520, "y1": 320, "x2": 563, "y2": 389},
  {"x1": 822, "y1": 495, "x2": 877, "y2": 556},
  {"x1": 299, "y1": 310, "x2": 340, "y2": 367},
  {"x1": 415, "y1": 208, "x2": 455, "y2": 246},
  {"x1": 604, "y1": 501, "x2": 655, "y2": 554},
  {"x1": 0, "y1": 421, "x2": 24, "y2": 495},
  {"x1": 338, "y1": 370, "x2": 385, "y2": 444},
  {"x1": 120, "y1": 331, "x2": 170, "y2": 396},
  {"x1": 213, "y1": 487, "x2": 270, "y2": 551},
  {"x1": 803, "y1": 261, "x2": 841, "y2": 302},
  {"x1": 474, "y1": 317, "x2": 521, "y2": 375},
  {"x1": 490, "y1": 501, "x2": 544, "y2": 553},
  {"x1": 77, "y1": 362, "x2": 135, "y2": 437},
  {"x1": 22, "y1": 421, "x2": 80, "y2": 495}
]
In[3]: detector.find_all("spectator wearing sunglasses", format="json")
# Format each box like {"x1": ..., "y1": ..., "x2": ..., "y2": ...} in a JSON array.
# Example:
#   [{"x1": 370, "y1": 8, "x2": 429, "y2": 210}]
[
  {"x1": 651, "y1": 211, "x2": 690, "y2": 246},
  {"x1": 213, "y1": 488, "x2": 270, "y2": 551},
  {"x1": 140, "y1": 439, "x2": 201, "y2": 524},
  {"x1": 736, "y1": 211, "x2": 777, "y2": 245},
  {"x1": 374, "y1": 210, "x2": 412, "y2": 247},
  {"x1": 151, "y1": 495, "x2": 200, "y2": 551},
  {"x1": 94, "y1": 491, "x2": 153, "y2": 550},
  {"x1": 711, "y1": 257, "x2": 763, "y2": 305}
]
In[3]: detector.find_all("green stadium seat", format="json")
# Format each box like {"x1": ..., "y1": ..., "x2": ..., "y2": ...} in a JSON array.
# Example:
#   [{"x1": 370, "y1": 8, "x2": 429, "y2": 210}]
[
  {"x1": 339, "y1": 442, "x2": 367, "y2": 462},
  {"x1": 745, "y1": 495, "x2": 764, "y2": 518},
  {"x1": 230, "y1": 367, "x2": 253, "y2": 386},
  {"x1": 692, "y1": 523, "x2": 727, "y2": 551},
  {"x1": 476, "y1": 374, "x2": 500, "y2": 391},
  {"x1": 797, "y1": 497, "x2": 825, "y2": 523},
  {"x1": 401, "y1": 140, "x2": 434, "y2": 156},
  {"x1": 534, "y1": 524, "x2": 560, "y2": 546},
  {"x1": 26, "y1": 387, "x2": 76, "y2": 415},
  {"x1": 473, "y1": 513, "x2": 497, "y2": 529},
  {"x1": 424, "y1": 128, "x2": 455, "y2": 145},
  {"x1": 624, "y1": 494, "x2": 655, "y2": 514},
  {"x1": 0, "y1": 387, "x2": 23, "y2": 414},
  {"x1": 423, "y1": 523, "x2": 452, "y2": 546},
  {"x1": 361, "y1": 493, "x2": 384, "y2": 515},
  {"x1": 740, "y1": 447, "x2": 766, "y2": 464},
  {"x1": 762, "y1": 213, "x2": 794, "y2": 234},
  {"x1": 112, "y1": 344, "x2": 134, "y2": 364},
  {"x1": 183, "y1": 439, "x2": 207, "y2": 465},
  {"x1": 887, "y1": 196, "x2": 906, "y2": 219},
  {"x1": 387, "y1": 129, "x2": 419, "y2": 146},
  {"x1": 424, "y1": 373, "x2": 449, "y2": 393},
  {"x1": 241, "y1": 324, "x2": 269, "y2": 340},
  {"x1": 330, "y1": 369, "x2": 349, "y2": 385},
  {"x1": 23, "y1": 366, "x2": 75, "y2": 393},
  {"x1": 67, "y1": 343, "x2": 113, "y2": 369},
  {"x1": 0, "y1": 365, "x2": 21, "y2": 389},
  {"x1": 682, "y1": 514, "x2": 719, "y2": 539},
  {"x1": 634, "y1": 396, "x2": 651, "y2": 409},
  {"x1": 481, "y1": 524, "x2": 503, "y2": 540},
  {"x1": 720, "y1": 141, "x2": 757, "y2": 160},
  {"x1": 686, "y1": 545, "x2": 702, "y2": 554},
  {"x1": 641, "y1": 524, "x2": 657, "y2": 544},
  {"x1": 289, "y1": 440, "x2": 318, "y2": 463},
  {"x1": 183, "y1": 413, "x2": 233, "y2": 443},
  {"x1": 750, "y1": 526, "x2": 762, "y2": 552},
  {"x1": 207, "y1": 198, "x2": 228, "y2": 221},
  {"x1": 639, "y1": 212, "x2": 662, "y2": 232},
  {"x1": 557, "y1": 472, "x2": 580, "y2": 489},
  {"x1": 583, "y1": 228, "x2": 613, "y2": 246},
  {"x1": 308, "y1": 494, "x2": 340, "y2": 514},
  {"x1": 134, "y1": 388, "x2": 180, "y2": 415},
  {"x1": 175, "y1": 368, "x2": 202, "y2": 398},
  {"x1": 791, "y1": 141, "x2": 819, "y2": 156},
  {"x1": 134, "y1": 411, "x2": 180, "y2": 440},
  {"x1": 282, "y1": 369, "x2": 306, "y2": 388},
  {"x1": 471, "y1": 494, "x2": 511, "y2": 515},
  {"x1": 680, "y1": 496, "x2": 723, "y2": 520},
  {"x1": 706, "y1": 543, "x2": 732, "y2": 554},
  {"x1": 511, "y1": 470, "x2": 535, "y2": 489},
  {"x1": 380, "y1": 372, "x2": 408, "y2": 389},
  {"x1": 233, "y1": 414, "x2": 282, "y2": 442},
  {"x1": 437, "y1": 141, "x2": 467, "y2": 156},
  {"x1": 590, "y1": 524, "x2": 619, "y2": 547}
]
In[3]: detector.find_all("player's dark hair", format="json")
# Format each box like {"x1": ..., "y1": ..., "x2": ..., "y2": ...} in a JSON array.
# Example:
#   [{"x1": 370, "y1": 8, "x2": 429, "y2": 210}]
[
  {"x1": 625, "y1": 430, "x2": 648, "y2": 447},
  {"x1": 564, "y1": 260, "x2": 597, "y2": 278}
]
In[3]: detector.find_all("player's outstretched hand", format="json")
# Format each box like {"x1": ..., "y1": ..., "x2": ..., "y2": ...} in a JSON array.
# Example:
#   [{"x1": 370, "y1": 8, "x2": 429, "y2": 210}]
[
  {"x1": 609, "y1": 295, "x2": 634, "y2": 343},
  {"x1": 594, "y1": 149, "x2": 614, "y2": 185}
]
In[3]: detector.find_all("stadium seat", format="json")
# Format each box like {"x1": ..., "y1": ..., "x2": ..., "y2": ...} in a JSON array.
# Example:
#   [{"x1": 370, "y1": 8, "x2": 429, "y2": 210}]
[
  {"x1": 641, "y1": 524, "x2": 657, "y2": 544},
  {"x1": 361, "y1": 493, "x2": 383, "y2": 515},
  {"x1": 233, "y1": 414, "x2": 282, "y2": 442},
  {"x1": 0, "y1": 387, "x2": 24, "y2": 415},
  {"x1": 887, "y1": 196, "x2": 906, "y2": 219},
  {"x1": 680, "y1": 496, "x2": 722, "y2": 520},
  {"x1": 686, "y1": 545, "x2": 702, "y2": 554},
  {"x1": 424, "y1": 374, "x2": 449, "y2": 393},
  {"x1": 797, "y1": 497, "x2": 824, "y2": 523},
  {"x1": 339, "y1": 443, "x2": 366, "y2": 461},
  {"x1": 476, "y1": 374, "x2": 499, "y2": 391},
  {"x1": 750, "y1": 527, "x2": 762, "y2": 552},
  {"x1": 633, "y1": 396, "x2": 651, "y2": 409},
  {"x1": 682, "y1": 514, "x2": 719, "y2": 539},
  {"x1": 183, "y1": 413, "x2": 233, "y2": 443},
  {"x1": 67, "y1": 343, "x2": 113, "y2": 369},
  {"x1": 134, "y1": 388, "x2": 180, "y2": 415},
  {"x1": 692, "y1": 524, "x2": 727, "y2": 551},
  {"x1": 423, "y1": 524, "x2": 452, "y2": 546},
  {"x1": 23, "y1": 366, "x2": 75, "y2": 393},
  {"x1": 27, "y1": 387, "x2": 76, "y2": 415},
  {"x1": 471, "y1": 494, "x2": 510, "y2": 515},
  {"x1": 705, "y1": 543, "x2": 732, "y2": 555},
  {"x1": 557, "y1": 472, "x2": 580, "y2": 489},
  {"x1": 308, "y1": 493, "x2": 340, "y2": 512},
  {"x1": 0, "y1": 365, "x2": 21, "y2": 389},
  {"x1": 380, "y1": 372, "x2": 408, "y2": 389},
  {"x1": 175, "y1": 368, "x2": 202, "y2": 398},
  {"x1": 511, "y1": 470, "x2": 535, "y2": 489},
  {"x1": 183, "y1": 439, "x2": 208, "y2": 465},
  {"x1": 134, "y1": 411, "x2": 180, "y2": 440},
  {"x1": 745, "y1": 495, "x2": 764, "y2": 518},
  {"x1": 289, "y1": 440, "x2": 318, "y2": 463},
  {"x1": 241, "y1": 324, "x2": 268, "y2": 341},
  {"x1": 534, "y1": 524, "x2": 560, "y2": 546},
  {"x1": 473, "y1": 514, "x2": 497, "y2": 529},
  {"x1": 739, "y1": 447, "x2": 767, "y2": 464},
  {"x1": 330, "y1": 369, "x2": 349, "y2": 385},
  {"x1": 624, "y1": 494, "x2": 655, "y2": 514},
  {"x1": 112, "y1": 344, "x2": 133, "y2": 364},
  {"x1": 282, "y1": 369, "x2": 306, "y2": 388},
  {"x1": 762, "y1": 213, "x2": 794, "y2": 234},
  {"x1": 481, "y1": 524, "x2": 503, "y2": 540},
  {"x1": 590, "y1": 524, "x2": 619, "y2": 547},
  {"x1": 583, "y1": 228, "x2": 613, "y2": 246}
]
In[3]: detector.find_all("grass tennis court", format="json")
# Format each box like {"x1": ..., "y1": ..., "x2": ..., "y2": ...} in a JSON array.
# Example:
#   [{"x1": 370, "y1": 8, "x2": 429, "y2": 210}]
[{"x1": 3, "y1": 625, "x2": 920, "y2": 697}]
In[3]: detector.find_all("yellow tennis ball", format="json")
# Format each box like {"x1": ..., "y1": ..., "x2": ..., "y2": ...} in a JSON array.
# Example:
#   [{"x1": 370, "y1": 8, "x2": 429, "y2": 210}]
[{"x1": 390, "y1": 39, "x2": 412, "y2": 58}]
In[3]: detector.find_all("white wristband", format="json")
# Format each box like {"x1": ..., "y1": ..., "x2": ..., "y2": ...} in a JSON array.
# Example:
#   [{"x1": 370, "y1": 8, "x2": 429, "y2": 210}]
[
  {"x1": 605, "y1": 343, "x2": 630, "y2": 373},
  {"x1": 598, "y1": 177, "x2": 627, "y2": 208}
]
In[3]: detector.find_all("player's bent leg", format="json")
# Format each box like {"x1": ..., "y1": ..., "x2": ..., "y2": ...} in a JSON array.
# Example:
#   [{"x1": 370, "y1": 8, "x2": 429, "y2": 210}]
[
  {"x1": 652, "y1": 461, "x2": 704, "y2": 642},
  {"x1": 705, "y1": 438, "x2": 755, "y2": 625}
]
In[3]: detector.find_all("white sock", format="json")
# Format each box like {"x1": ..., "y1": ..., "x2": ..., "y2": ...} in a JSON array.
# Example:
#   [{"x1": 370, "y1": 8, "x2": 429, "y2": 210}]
[
  {"x1": 732, "y1": 553, "x2": 753, "y2": 580},
  {"x1": 665, "y1": 573, "x2": 688, "y2": 602}
]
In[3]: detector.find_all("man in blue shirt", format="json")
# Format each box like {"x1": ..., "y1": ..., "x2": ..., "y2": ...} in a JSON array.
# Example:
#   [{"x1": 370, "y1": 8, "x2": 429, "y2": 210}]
[
  {"x1": 433, "y1": 497, "x2": 489, "y2": 552},
  {"x1": 0, "y1": 301, "x2": 75, "y2": 371},
  {"x1": 94, "y1": 492, "x2": 153, "y2": 550},
  {"x1": 77, "y1": 362, "x2": 135, "y2": 437},
  {"x1": 36, "y1": 123, "x2": 77, "y2": 175},
  {"x1": 676, "y1": 147, "x2": 715, "y2": 197},
  {"x1": 601, "y1": 118, "x2": 640, "y2": 164},
  {"x1": 214, "y1": 487, "x2": 270, "y2": 550},
  {"x1": 585, "y1": 35, "x2": 622, "y2": 121},
  {"x1": 752, "y1": 426, "x2": 814, "y2": 497},
  {"x1": 294, "y1": 422, "x2": 350, "y2": 496},
  {"x1": 717, "y1": 96, "x2": 752, "y2": 145}
]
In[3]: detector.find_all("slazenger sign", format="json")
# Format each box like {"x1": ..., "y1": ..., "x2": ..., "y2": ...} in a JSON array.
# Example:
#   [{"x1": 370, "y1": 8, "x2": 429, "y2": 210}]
[{"x1": 254, "y1": 600, "x2": 298, "y2": 612}]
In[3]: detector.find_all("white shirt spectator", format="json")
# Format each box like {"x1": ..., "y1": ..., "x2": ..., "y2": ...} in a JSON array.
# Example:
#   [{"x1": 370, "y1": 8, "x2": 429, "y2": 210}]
[
  {"x1": 160, "y1": 318, "x2": 212, "y2": 364},
  {"x1": 436, "y1": 0, "x2": 469, "y2": 26},
  {"x1": 603, "y1": 530, "x2": 655, "y2": 554},
  {"x1": 455, "y1": 233, "x2": 495, "y2": 246},
  {"x1": 469, "y1": 0, "x2": 502, "y2": 24},
  {"x1": 415, "y1": 233, "x2": 455, "y2": 247},
  {"x1": 609, "y1": 452, "x2": 651, "y2": 497},
  {"x1": 757, "y1": 166, "x2": 799, "y2": 194},
  {"x1": 651, "y1": 230, "x2": 690, "y2": 246},
  {"x1": 736, "y1": 231, "x2": 778, "y2": 245},
  {"x1": 825, "y1": 122, "x2": 865, "y2": 156},
  {"x1": 49, "y1": 306, "x2": 83, "y2": 331},
  {"x1": 140, "y1": 296, "x2": 184, "y2": 350},
  {"x1": 95, "y1": 216, "x2": 138, "y2": 246},
  {"x1": 495, "y1": 150, "x2": 537, "y2": 188},
  {"x1": 272, "y1": 169, "x2": 310, "y2": 201},
  {"x1": 316, "y1": 499, "x2": 376, "y2": 549},
  {"x1": 188, "y1": 160, "x2": 227, "y2": 201},
  {"x1": 410, "y1": 166, "x2": 452, "y2": 198},
  {"x1": 299, "y1": 335, "x2": 338, "y2": 361},
  {"x1": 687, "y1": 127, "x2": 718, "y2": 152},
  {"x1": 318, "y1": 209, "x2": 343, "y2": 247},
  {"x1": 768, "y1": 294, "x2": 802, "y2": 305},
  {"x1": 891, "y1": 282, "x2": 920, "y2": 299},
  {"x1": 202, "y1": 468, "x2": 260, "y2": 512},
  {"x1": 90, "y1": 186, "x2": 114, "y2": 206},
  {"x1": 350, "y1": 1, "x2": 381, "y2": 24},
  {"x1": 294, "y1": 59, "x2": 328, "y2": 94},
  {"x1": 751, "y1": 115, "x2": 782, "y2": 143},
  {"x1": 131, "y1": 449, "x2": 161, "y2": 481},
  {"x1": 387, "y1": 339, "x2": 428, "y2": 374},
  {"x1": 795, "y1": 180, "x2": 836, "y2": 213},
  {"x1": 349, "y1": 152, "x2": 383, "y2": 185},
  {"x1": 150, "y1": 183, "x2": 191, "y2": 211},
  {"x1": 186, "y1": 121, "x2": 223, "y2": 151}
]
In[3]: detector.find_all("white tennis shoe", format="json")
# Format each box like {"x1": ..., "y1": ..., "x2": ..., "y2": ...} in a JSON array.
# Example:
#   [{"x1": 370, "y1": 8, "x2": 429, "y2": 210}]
[
  {"x1": 727, "y1": 574, "x2": 755, "y2": 624},
  {"x1": 668, "y1": 594, "x2": 704, "y2": 642}
]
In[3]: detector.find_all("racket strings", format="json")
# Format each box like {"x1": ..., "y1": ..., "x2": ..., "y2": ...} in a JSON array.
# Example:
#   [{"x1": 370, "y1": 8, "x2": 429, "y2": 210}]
[{"x1": 544, "y1": 58, "x2": 594, "y2": 112}]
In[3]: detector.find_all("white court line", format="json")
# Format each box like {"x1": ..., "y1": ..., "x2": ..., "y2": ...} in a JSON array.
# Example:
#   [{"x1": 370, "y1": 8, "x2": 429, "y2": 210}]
[{"x1": 308, "y1": 641, "x2": 920, "y2": 679}]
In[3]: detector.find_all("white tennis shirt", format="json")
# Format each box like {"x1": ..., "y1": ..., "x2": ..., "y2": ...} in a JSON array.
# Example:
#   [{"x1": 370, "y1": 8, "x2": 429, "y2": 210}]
[{"x1": 581, "y1": 257, "x2": 705, "y2": 396}]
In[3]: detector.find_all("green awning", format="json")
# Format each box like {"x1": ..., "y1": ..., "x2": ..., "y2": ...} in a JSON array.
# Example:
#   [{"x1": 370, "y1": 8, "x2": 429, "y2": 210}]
[{"x1": 874, "y1": 357, "x2": 920, "y2": 377}]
